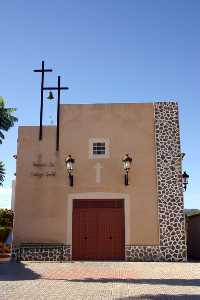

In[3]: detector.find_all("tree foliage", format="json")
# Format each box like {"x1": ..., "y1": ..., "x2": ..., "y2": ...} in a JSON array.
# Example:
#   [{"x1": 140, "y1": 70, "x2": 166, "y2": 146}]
[
  {"x1": 0, "y1": 96, "x2": 18, "y2": 144},
  {"x1": 0, "y1": 227, "x2": 10, "y2": 243},
  {"x1": 0, "y1": 209, "x2": 14, "y2": 227},
  {"x1": 0, "y1": 96, "x2": 18, "y2": 186}
]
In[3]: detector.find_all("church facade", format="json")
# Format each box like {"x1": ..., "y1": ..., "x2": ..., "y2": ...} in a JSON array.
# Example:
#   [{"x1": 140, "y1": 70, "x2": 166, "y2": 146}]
[{"x1": 12, "y1": 102, "x2": 187, "y2": 261}]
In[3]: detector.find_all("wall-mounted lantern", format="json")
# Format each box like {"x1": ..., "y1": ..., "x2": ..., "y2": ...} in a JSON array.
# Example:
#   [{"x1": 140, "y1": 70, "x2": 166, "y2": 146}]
[
  {"x1": 65, "y1": 155, "x2": 75, "y2": 187},
  {"x1": 182, "y1": 171, "x2": 189, "y2": 191},
  {"x1": 122, "y1": 154, "x2": 132, "y2": 186}
]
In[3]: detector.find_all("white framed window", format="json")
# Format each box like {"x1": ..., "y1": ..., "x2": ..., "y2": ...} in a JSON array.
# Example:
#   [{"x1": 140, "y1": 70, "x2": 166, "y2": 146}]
[{"x1": 89, "y1": 138, "x2": 110, "y2": 159}]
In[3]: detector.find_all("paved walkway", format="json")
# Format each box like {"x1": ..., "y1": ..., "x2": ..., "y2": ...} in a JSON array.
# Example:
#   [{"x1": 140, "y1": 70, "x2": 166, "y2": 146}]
[{"x1": 0, "y1": 261, "x2": 200, "y2": 299}]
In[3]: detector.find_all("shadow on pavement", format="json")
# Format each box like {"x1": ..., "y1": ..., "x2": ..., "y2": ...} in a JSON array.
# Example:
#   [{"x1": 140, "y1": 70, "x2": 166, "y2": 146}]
[
  {"x1": 0, "y1": 261, "x2": 40, "y2": 281},
  {"x1": 66, "y1": 278, "x2": 200, "y2": 287},
  {"x1": 117, "y1": 295, "x2": 200, "y2": 299}
]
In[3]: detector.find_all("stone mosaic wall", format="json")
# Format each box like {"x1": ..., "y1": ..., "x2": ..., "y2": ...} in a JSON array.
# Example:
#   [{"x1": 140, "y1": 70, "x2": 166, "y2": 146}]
[
  {"x1": 126, "y1": 102, "x2": 187, "y2": 262},
  {"x1": 12, "y1": 244, "x2": 71, "y2": 262}
]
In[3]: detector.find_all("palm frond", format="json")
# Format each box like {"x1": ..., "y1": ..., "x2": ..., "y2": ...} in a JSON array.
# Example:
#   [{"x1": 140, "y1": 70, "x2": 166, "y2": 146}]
[
  {"x1": 0, "y1": 97, "x2": 18, "y2": 144},
  {"x1": 0, "y1": 161, "x2": 5, "y2": 186}
]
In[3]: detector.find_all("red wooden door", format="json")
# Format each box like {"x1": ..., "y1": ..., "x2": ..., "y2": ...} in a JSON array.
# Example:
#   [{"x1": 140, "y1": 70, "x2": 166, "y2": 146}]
[
  {"x1": 98, "y1": 209, "x2": 124, "y2": 260},
  {"x1": 72, "y1": 199, "x2": 124, "y2": 260},
  {"x1": 73, "y1": 208, "x2": 98, "y2": 260}
]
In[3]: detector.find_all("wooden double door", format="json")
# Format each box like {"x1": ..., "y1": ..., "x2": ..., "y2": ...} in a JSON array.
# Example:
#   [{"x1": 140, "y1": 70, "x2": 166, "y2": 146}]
[{"x1": 72, "y1": 199, "x2": 125, "y2": 260}]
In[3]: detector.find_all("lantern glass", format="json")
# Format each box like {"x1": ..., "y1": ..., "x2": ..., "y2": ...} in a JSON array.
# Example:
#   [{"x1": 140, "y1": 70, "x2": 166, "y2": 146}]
[
  {"x1": 66, "y1": 161, "x2": 73, "y2": 171},
  {"x1": 183, "y1": 177, "x2": 188, "y2": 185},
  {"x1": 65, "y1": 155, "x2": 75, "y2": 173},
  {"x1": 123, "y1": 161, "x2": 131, "y2": 170},
  {"x1": 182, "y1": 172, "x2": 189, "y2": 184}
]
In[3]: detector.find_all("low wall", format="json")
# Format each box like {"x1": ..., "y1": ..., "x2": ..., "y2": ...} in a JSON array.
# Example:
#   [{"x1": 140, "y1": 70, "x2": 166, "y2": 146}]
[
  {"x1": 12, "y1": 244, "x2": 187, "y2": 262},
  {"x1": 12, "y1": 244, "x2": 71, "y2": 261}
]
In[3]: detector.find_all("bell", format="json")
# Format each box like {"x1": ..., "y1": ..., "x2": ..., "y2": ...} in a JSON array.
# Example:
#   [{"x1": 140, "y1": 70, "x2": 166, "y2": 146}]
[{"x1": 47, "y1": 91, "x2": 54, "y2": 100}]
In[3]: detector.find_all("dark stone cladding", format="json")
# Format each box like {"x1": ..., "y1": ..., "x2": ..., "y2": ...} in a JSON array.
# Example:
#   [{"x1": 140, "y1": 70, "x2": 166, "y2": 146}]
[
  {"x1": 126, "y1": 102, "x2": 187, "y2": 262},
  {"x1": 12, "y1": 244, "x2": 71, "y2": 262}
]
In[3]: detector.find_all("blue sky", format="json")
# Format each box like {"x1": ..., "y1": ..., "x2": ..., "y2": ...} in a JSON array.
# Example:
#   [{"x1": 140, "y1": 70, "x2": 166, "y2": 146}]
[{"x1": 0, "y1": 0, "x2": 199, "y2": 208}]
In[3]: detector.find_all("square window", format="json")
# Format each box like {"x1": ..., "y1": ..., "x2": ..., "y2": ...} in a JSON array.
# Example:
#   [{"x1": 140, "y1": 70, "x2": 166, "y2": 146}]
[{"x1": 89, "y1": 138, "x2": 110, "y2": 159}]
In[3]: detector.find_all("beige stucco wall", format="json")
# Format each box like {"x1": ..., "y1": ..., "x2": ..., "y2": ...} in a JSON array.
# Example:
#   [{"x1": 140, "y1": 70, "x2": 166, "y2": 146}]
[{"x1": 13, "y1": 103, "x2": 159, "y2": 246}]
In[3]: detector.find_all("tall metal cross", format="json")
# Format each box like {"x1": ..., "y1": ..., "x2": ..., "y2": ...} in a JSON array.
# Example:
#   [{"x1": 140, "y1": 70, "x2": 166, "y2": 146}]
[
  {"x1": 33, "y1": 61, "x2": 52, "y2": 141},
  {"x1": 34, "y1": 61, "x2": 69, "y2": 151}
]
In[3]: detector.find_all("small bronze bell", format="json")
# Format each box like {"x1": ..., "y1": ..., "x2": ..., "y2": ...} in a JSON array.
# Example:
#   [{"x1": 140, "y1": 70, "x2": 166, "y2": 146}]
[{"x1": 47, "y1": 91, "x2": 54, "y2": 100}]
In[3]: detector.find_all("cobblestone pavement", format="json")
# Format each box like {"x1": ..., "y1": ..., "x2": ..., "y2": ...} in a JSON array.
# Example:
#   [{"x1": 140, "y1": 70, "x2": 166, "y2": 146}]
[{"x1": 0, "y1": 261, "x2": 200, "y2": 299}]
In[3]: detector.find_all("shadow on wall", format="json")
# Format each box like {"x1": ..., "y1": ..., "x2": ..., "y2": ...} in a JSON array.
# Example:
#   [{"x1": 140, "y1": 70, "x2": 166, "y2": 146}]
[
  {"x1": 0, "y1": 261, "x2": 40, "y2": 281},
  {"x1": 117, "y1": 296, "x2": 200, "y2": 299},
  {"x1": 66, "y1": 278, "x2": 200, "y2": 287}
]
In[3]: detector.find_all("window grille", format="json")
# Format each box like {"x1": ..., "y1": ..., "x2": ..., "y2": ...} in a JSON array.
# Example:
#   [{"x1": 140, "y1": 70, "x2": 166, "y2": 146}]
[{"x1": 93, "y1": 142, "x2": 105, "y2": 155}]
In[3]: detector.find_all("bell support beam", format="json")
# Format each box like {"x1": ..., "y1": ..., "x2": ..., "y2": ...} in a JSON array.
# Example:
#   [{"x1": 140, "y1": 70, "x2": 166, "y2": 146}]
[{"x1": 43, "y1": 87, "x2": 69, "y2": 90}]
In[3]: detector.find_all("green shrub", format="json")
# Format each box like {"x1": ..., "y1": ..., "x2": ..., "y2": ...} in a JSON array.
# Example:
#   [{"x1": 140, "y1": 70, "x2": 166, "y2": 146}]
[
  {"x1": 0, "y1": 227, "x2": 10, "y2": 243},
  {"x1": 0, "y1": 209, "x2": 14, "y2": 227},
  {"x1": 0, "y1": 242, "x2": 4, "y2": 253},
  {"x1": 3, "y1": 244, "x2": 11, "y2": 253}
]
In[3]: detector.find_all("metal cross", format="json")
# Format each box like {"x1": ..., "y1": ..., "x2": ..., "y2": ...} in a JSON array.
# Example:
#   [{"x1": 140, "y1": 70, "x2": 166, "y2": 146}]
[
  {"x1": 34, "y1": 61, "x2": 69, "y2": 151},
  {"x1": 33, "y1": 61, "x2": 53, "y2": 141}
]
